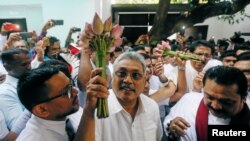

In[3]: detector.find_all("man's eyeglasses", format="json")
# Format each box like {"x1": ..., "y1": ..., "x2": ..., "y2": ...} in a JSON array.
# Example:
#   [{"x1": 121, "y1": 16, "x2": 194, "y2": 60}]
[
  {"x1": 36, "y1": 79, "x2": 75, "y2": 104},
  {"x1": 115, "y1": 70, "x2": 143, "y2": 80}
]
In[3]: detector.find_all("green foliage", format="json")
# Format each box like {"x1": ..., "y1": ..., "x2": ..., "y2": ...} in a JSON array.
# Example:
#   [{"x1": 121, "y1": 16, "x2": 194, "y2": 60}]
[{"x1": 217, "y1": 9, "x2": 250, "y2": 25}]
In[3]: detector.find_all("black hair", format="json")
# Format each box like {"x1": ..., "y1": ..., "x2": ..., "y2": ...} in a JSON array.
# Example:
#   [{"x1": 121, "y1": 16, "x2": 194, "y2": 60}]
[
  {"x1": 132, "y1": 46, "x2": 145, "y2": 52},
  {"x1": 217, "y1": 39, "x2": 229, "y2": 49},
  {"x1": 45, "y1": 36, "x2": 60, "y2": 55},
  {"x1": 17, "y1": 67, "x2": 60, "y2": 112},
  {"x1": 0, "y1": 48, "x2": 29, "y2": 65},
  {"x1": 237, "y1": 51, "x2": 250, "y2": 61},
  {"x1": 234, "y1": 43, "x2": 250, "y2": 53},
  {"x1": 114, "y1": 46, "x2": 123, "y2": 52},
  {"x1": 38, "y1": 59, "x2": 71, "y2": 78},
  {"x1": 189, "y1": 40, "x2": 215, "y2": 54},
  {"x1": 220, "y1": 50, "x2": 237, "y2": 61},
  {"x1": 203, "y1": 66, "x2": 248, "y2": 97}
]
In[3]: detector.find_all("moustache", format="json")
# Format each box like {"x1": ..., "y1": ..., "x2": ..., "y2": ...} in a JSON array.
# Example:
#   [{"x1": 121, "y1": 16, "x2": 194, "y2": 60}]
[
  {"x1": 120, "y1": 83, "x2": 135, "y2": 92},
  {"x1": 207, "y1": 105, "x2": 225, "y2": 114}
]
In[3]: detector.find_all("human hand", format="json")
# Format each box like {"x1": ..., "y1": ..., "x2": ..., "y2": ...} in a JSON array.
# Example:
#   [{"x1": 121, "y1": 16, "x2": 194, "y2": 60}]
[
  {"x1": 70, "y1": 27, "x2": 81, "y2": 33},
  {"x1": 85, "y1": 68, "x2": 109, "y2": 112},
  {"x1": 3, "y1": 33, "x2": 22, "y2": 50},
  {"x1": 1, "y1": 22, "x2": 10, "y2": 35},
  {"x1": 193, "y1": 72, "x2": 204, "y2": 93},
  {"x1": 175, "y1": 51, "x2": 186, "y2": 69},
  {"x1": 153, "y1": 58, "x2": 164, "y2": 76},
  {"x1": 42, "y1": 20, "x2": 53, "y2": 32},
  {"x1": 31, "y1": 30, "x2": 38, "y2": 41},
  {"x1": 167, "y1": 117, "x2": 190, "y2": 137}
]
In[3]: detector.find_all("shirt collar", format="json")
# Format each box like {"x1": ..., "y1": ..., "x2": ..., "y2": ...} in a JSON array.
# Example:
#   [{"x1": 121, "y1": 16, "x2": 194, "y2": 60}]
[
  {"x1": 31, "y1": 115, "x2": 67, "y2": 136},
  {"x1": 5, "y1": 75, "x2": 18, "y2": 88},
  {"x1": 108, "y1": 90, "x2": 147, "y2": 115}
]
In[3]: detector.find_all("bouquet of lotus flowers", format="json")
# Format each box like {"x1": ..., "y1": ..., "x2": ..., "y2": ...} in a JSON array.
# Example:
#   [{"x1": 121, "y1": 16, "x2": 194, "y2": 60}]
[
  {"x1": 153, "y1": 41, "x2": 202, "y2": 62},
  {"x1": 81, "y1": 13, "x2": 123, "y2": 118}
]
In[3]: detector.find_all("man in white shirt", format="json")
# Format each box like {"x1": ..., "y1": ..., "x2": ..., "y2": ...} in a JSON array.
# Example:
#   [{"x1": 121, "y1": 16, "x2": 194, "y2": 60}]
[
  {"x1": 75, "y1": 52, "x2": 163, "y2": 141},
  {"x1": 0, "y1": 48, "x2": 31, "y2": 129},
  {"x1": 234, "y1": 52, "x2": 250, "y2": 107},
  {"x1": 16, "y1": 67, "x2": 80, "y2": 141},
  {"x1": 185, "y1": 40, "x2": 222, "y2": 92},
  {"x1": 163, "y1": 66, "x2": 249, "y2": 141}
]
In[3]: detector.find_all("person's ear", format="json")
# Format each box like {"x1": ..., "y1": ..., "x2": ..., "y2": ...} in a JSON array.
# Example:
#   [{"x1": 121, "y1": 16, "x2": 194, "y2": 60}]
[{"x1": 32, "y1": 104, "x2": 50, "y2": 118}]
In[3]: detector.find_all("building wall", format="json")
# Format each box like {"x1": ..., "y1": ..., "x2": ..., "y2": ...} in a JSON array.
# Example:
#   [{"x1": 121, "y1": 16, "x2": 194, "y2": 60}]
[
  {"x1": 196, "y1": 4, "x2": 250, "y2": 42},
  {"x1": 0, "y1": 0, "x2": 97, "y2": 46},
  {"x1": 1, "y1": 0, "x2": 249, "y2": 44}
]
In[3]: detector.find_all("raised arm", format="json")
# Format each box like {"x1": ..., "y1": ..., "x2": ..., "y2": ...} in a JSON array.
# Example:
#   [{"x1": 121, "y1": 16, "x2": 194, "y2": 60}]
[{"x1": 74, "y1": 68, "x2": 109, "y2": 141}]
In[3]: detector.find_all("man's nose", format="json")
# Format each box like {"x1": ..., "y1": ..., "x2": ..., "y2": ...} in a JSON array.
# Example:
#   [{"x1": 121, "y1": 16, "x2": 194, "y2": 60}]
[
  {"x1": 211, "y1": 100, "x2": 222, "y2": 110},
  {"x1": 123, "y1": 74, "x2": 133, "y2": 83}
]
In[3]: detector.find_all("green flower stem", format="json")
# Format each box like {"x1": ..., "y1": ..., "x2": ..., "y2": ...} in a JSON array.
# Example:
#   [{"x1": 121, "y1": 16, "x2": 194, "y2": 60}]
[
  {"x1": 162, "y1": 50, "x2": 202, "y2": 62},
  {"x1": 95, "y1": 38, "x2": 109, "y2": 118}
]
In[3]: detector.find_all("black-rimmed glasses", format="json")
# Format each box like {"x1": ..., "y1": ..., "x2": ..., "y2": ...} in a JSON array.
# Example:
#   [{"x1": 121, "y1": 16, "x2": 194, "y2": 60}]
[
  {"x1": 115, "y1": 70, "x2": 143, "y2": 80},
  {"x1": 36, "y1": 79, "x2": 75, "y2": 104}
]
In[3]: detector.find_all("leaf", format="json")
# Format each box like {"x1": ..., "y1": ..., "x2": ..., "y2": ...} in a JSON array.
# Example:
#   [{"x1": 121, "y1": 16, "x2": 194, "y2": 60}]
[{"x1": 92, "y1": 13, "x2": 104, "y2": 35}]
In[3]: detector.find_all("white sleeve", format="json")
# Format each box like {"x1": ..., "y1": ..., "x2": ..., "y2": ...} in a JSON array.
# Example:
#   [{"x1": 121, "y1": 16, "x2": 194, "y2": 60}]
[
  {"x1": 11, "y1": 110, "x2": 31, "y2": 134},
  {"x1": 0, "y1": 111, "x2": 9, "y2": 139},
  {"x1": 0, "y1": 34, "x2": 7, "y2": 52},
  {"x1": 31, "y1": 55, "x2": 43, "y2": 69}
]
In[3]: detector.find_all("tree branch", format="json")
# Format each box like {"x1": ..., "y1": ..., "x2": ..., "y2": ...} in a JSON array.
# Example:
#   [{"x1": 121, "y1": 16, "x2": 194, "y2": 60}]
[{"x1": 149, "y1": 0, "x2": 250, "y2": 41}]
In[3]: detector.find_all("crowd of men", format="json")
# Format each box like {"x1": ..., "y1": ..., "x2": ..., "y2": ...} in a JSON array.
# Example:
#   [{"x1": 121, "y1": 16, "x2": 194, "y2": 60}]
[{"x1": 0, "y1": 20, "x2": 250, "y2": 141}]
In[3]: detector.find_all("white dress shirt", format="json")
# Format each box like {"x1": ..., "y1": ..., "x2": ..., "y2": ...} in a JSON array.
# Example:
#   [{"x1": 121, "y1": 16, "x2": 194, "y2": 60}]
[
  {"x1": 163, "y1": 92, "x2": 230, "y2": 141},
  {"x1": 0, "y1": 75, "x2": 25, "y2": 129},
  {"x1": 0, "y1": 111, "x2": 9, "y2": 140},
  {"x1": 184, "y1": 60, "x2": 222, "y2": 92},
  {"x1": 16, "y1": 115, "x2": 68, "y2": 141},
  {"x1": 95, "y1": 90, "x2": 163, "y2": 141}
]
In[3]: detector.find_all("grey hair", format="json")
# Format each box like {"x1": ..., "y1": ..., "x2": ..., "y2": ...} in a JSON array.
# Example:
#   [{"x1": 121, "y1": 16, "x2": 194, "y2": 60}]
[
  {"x1": 12, "y1": 40, "x2": 28, "y2": 48},
  {"x1": 113, "y1": 52, "x2": 146, "y2": 75}
]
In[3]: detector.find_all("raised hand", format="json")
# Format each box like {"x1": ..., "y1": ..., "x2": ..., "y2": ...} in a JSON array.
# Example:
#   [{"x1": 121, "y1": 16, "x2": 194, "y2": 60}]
[{"x1": 85, "y1": 68, "x2": 109, "y2": 112}]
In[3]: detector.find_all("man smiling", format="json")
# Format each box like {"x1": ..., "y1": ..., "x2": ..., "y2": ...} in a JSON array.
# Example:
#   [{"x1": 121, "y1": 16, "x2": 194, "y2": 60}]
[{"x1": 75, "y1": 52, "x2": 163, "y2": 141}]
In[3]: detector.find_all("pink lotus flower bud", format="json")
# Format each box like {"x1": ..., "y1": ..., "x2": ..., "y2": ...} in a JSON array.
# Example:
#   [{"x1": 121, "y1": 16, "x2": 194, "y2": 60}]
[
  {"x1": 161, "y1": 41, "x2": 171, "y2": 50},
  {"x1": 92, "y1": 13, "x2": 104, "y2": 35},
  {"x1": 156, "y1": 44, "x2": 163, "y2": 50},
  {"x1": 103, "y1": 17, "x2": 112, "y2": 32},
  {"x1": 113, "y1": 38, "x2": 123, "y2": 47},
  {"x1": 111, "y1": 24, "x2": 122, "y2": 39},
  {"x1": 84, "y1": 23, "x2": 95, "y2": 38},
  {"x1": 153, "y1": 48, "x2": 163, "y2": 57}
]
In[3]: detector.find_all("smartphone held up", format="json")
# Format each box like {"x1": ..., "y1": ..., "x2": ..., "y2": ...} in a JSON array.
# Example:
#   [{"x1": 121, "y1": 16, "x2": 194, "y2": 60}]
[
  {"x1": 52, "y1": 19, "x2": 64, "y2": 26},
  {"x1": 3, "y1": 23, "x2": 20, "y2": 32}
]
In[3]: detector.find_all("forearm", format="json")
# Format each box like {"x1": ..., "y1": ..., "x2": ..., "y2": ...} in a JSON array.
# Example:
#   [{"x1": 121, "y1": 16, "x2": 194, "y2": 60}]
[
  {"x1": 158, "y1": 74, "x2": 168, "y2": 83},
  {"x1": 36, "y1": 31, "x2": 47, "y2": 42},
  {"x1": 169, "y1": 69, "x2": 187, "y2": 104},
  {"x1": 150, "y1": 81, "x2": 176, "y2": 103},
  {"x1": 0, "y1": 132, "x2": 18, "y2": 141},
  {"x1": 74, "y1": 108, "x2": 95, "y2": 141},
  {"x1": 176, "y1": 68, "x2": 187, "y2": 94},
  {"x1": 65, "y1": 32, "x2": 73, "y2": 48},
  {"x1": 77, "y1": 50, "x2": 93, "y2": 89}
]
